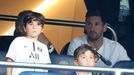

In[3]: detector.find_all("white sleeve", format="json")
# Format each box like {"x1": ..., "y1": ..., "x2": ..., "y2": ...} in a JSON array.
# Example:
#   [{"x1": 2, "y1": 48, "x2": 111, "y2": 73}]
[
  {"x1": 116, "y1": 42, "x2": 130, "y2": 61},
  {"x1": 40, "y1": 44, "x2": 51, "y2": 64},
  {"x1": 67, "y1": 40, "x2": 79, "y2": 56},
  {"x1": 67, "y1": 36, "x2": 87, "y2": 56},
  {"x1": 6, "y1": 38, "x2": 20, "y2": 61},
  {"x1": 44, "y1": 45, "x2": 51, "y2": 63}
]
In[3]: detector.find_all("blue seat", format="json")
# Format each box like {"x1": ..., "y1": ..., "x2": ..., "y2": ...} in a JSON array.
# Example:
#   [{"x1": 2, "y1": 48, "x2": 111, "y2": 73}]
[
  {"x1": 113, "y1": 61, "x2": 134, "y2": 75},
  {"x1": 113, "y1": 60, "x2": 134, "y2": 69},
  {"x1": 19, "y1": 71, "x2": 59, "y2": 75},
  {"x1": 0, "y1": 50, "x2": 7, "y2": 75},
  {"x1": 60, "y1": 42, "x2": 70, "y2": 55},
  {"x1": 50, "y1": 54, "x2": 74, "y2": 75},
  {"x1": 50, "y1": 54, "x2": 74, "y2": 65}
]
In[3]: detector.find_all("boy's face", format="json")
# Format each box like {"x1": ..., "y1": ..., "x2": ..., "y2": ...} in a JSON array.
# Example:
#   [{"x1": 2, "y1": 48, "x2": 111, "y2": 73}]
[
  {"x1": 24, "y1": 20, "x2": 43, "y2": 39},
  {"x1": 74, "y1": 51, "x2": 96, "y2": 67}
]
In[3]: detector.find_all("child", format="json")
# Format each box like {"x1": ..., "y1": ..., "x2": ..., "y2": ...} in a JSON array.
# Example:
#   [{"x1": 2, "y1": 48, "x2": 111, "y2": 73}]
[
  {"x1": 72, "y1": 44, "x2": 99, "y2": 75},
  {"x1": 14, "y1": 10, "x2": 55, "y2": 54},
  {"x1": 6, "y1": 10, "x2": 51, "y2": 75},
  {"x1": 14, "y1": 10, "x2": 33, "y2": 37}
]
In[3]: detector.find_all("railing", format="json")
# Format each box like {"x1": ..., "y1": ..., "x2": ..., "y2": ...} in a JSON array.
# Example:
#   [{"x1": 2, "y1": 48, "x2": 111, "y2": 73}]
[
  {"x1": 0, "y1": 61, "x2": 134, "y2": 75},
  {"x1": 0, "y1": 15, "x2": 117, "y2": 41}
]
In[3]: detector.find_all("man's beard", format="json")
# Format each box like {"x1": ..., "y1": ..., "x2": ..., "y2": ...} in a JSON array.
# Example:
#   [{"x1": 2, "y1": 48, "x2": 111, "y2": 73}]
[{"x1": 87, "y1": 31, "x2": 100, "y2": 42}]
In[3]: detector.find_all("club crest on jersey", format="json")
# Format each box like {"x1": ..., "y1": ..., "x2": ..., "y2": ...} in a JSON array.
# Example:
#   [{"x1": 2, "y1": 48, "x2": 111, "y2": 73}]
[
  {"x1": 29, "y1": 52, "x2": 39, "y2": 60},
  {"x1": 37, "y1": 46, "x2": 42, "y2": 52}
]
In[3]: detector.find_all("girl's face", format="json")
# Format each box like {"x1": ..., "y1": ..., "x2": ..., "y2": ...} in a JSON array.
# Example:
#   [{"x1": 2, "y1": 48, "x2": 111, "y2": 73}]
[
  {"x1": 24, "y1": 20, "x2": 43, "y2": 40},
  {"x1": 74, "y1": 51, "x2": 96, "y2": 67}
]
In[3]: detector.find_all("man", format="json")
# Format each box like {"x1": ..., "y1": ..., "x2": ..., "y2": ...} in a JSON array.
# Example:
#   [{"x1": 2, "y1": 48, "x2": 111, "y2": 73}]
[{"x1": 67, "y1": 11, "x2": 130, "y2": 67}]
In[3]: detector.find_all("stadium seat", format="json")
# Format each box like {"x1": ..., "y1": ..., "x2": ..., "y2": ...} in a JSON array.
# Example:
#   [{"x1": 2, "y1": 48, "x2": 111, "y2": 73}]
[
  {"x1": 113, "y1": 60, "x2": 134, "y2": 69},
  {"x1": 113, "y1": 60, "x2": 134, "y2": 75},
  {"x1": 50, "y1": 54, "x2": 74, "y2": 75}
]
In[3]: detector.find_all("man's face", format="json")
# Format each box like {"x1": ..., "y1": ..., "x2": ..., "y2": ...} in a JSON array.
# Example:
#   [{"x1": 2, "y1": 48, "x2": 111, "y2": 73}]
[{"x1": 85, "y1": 16, "x2": 107, "y2": 41}]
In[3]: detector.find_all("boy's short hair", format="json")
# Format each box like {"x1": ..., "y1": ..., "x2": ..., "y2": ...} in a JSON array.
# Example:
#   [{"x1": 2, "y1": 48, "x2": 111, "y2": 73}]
[
  {"x1": 23, "y1": 12, "x2": 45, "y2": 27},
  {"x1": 74, "y1": 44, "x2": 99, "y2": 61}
]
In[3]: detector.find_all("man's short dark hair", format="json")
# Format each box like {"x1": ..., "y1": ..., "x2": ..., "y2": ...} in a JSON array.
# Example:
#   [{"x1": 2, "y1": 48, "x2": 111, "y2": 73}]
[{"x1": 85, "y1": 10, "x2": 106, "y2": 23}]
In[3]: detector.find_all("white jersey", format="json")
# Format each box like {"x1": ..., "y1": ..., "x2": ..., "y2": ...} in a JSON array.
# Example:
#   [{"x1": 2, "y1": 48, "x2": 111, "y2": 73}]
[
  {"x1": 6, "y1": 37, "x2": 51, "y2": 75},
  {"x1": 67, "y1": 35, "x2": 130, "y2": 67}
]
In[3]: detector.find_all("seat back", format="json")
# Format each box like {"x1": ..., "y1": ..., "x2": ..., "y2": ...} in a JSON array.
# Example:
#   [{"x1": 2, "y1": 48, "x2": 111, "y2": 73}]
[
  {"x1": 50, "y1": 54, "x2": 74, "y2": 75},
  {"x1": 60, "y1": 42, "x2": 70, "y2": 55},
  {"x1": 113, "y1": 61, "x2": 134, "y2": 75},
  {"x1": 105, "y1": 25, "x2": 118, "y2": 41},
  {"x1": 113, "y1": 60, "x2": 134, "y2": 69},
  {"x1": 19, "y1": 71, "x2": 59, "y2": 75},
  {"x1": 0, "y1": 50, "x2": 7, "y2": 75}
]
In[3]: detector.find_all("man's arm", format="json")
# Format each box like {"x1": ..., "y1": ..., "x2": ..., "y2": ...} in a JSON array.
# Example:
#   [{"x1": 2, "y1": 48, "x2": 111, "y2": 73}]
[{"x1": 67, "y1": 40, "x2": 79, "y2": 56}]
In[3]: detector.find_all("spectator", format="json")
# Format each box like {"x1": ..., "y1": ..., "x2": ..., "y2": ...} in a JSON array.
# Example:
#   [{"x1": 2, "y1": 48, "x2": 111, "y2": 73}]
[
  {"x1": 71, "y1": 44, "x2": 99, "y2": 75},
  {"x1": 67, "y1": 11, "x2": 130, "y2": 67},
  {"x1": 6, "y1": 10, "x2": 51, "y2": 75},
  {"x1": 14, "y1": 10, "x2": 56, "y2": 54}
]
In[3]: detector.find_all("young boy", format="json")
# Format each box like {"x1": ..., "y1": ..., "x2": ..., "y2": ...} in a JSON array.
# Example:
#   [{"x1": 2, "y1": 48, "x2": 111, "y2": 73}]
[
  {"x1": 72, "y1": 44, "x2": 99, "y2": 75},
  {"x1": 6, "y1": 11, "x2": 51, "y2": 75}
]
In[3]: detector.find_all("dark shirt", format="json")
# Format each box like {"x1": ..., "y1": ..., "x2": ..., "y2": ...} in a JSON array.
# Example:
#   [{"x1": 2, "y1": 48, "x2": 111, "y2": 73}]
[{"x1": 70, "y1": 71, "x2": 98, "y2": 75}]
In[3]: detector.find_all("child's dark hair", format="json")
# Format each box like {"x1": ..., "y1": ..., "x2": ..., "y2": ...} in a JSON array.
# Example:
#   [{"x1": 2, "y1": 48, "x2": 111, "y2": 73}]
[
  {"x1": 74, "y1": 44, "x2": 99, "y2": 61},
  {"x1": 14, "y1": 10, "x2": 33, "y2": 37},
  {"x1": 23, "y1": 12, "x2": 45, "y2": 28}
]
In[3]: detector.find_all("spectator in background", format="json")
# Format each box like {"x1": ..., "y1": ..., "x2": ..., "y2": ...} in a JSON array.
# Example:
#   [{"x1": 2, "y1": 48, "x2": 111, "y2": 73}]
[
  {"x1": 14, "y1": 10, "x2": 56, "y2": 54},
  {"x1": 67, "y1": 11, "x2": 130, "y2": 67},
  {"x1": 6, "y1": 11, "x2": 51, "y2": 75}
]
